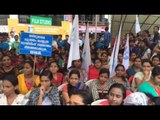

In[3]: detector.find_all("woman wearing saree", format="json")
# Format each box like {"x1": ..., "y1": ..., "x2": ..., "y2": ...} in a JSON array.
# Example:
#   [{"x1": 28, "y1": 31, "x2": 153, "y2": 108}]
[{"x1": 138, "y1": 66, "x2": 160, "y2": 97}]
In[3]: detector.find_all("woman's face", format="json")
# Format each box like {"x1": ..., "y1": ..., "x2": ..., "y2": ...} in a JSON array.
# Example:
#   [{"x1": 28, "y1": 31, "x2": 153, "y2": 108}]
[
  {"x1": 154, "y1": 75, "x2": 160, "y2": 85},
  {"x1": 69, "y1": 95, "x2": 84, "y2": 105},
  {"x1": 3, "y1": 80, "x2": 16, "y2": 97},
  {"x1": 118, "y1": 54, "x2": 123, "y2": 62},
  {"x1": 153, "y1": 26, "x2": 159, "y2": 34},
  {"x1": 115, "y1": 66, "x2": 125, "y2": 77},
  {"x1": 48, "y1": 58, "x2": 54, "y2": 63},
  {"x1": 49, "y1": 63, "x2": 59, "y2": 74},
  {"x1": 73, "y1": 60, "x2": 81, "y2": 68},
  {"x1": 61, "y1": 48, "x2": 66, "y2": 55},
  {"x1": 69, "y1": 74, "x2": 79, "y2": 87},
  {"x1": 134, "y1": 58, "x2": 141, "y2": 67},
  {"x1": 142, "y1": 62, "x2": 152, "y2": 72},
  {"x1": 94, "y1": 60, "x2": 102, "y2": 69},
  {"x1": 108, "y1": 87, "x2": 123, "y2": 105},
  {"x1": 38, "y1": 56, "x2": 45, "y2": 64},
  {"x1": 101, "y1": 53, "x2": 108, "y2": 61},
  {"x1": 99, "y1": 73, "x2": 108, "y2": 84},
  {"x1": 18, "y1": 56, "x2": 24, "y2": 64},
  {"x1": 23, "y1": 63, "x2": 33, "y2": 75},
  {"x1": 130, "y1": 53, "x2": 136, "y2": 61},
  {"x1": 2, "y1": 56, "x2": 12, "y2": 67},
  {"x1": 152, "y1": 58, "x2": 160, "y2": 66},
  {"x1": 40, "y1": 76, "x2": 51, "y2": 91},
  {"x1": 143, "y1": 31, "x2": 148, "y2": 37}
]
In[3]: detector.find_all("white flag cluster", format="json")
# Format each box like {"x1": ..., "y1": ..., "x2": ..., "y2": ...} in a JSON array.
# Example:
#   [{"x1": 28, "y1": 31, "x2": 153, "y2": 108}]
[
  {"x1": 122, "y1": 34, "x2": 130, "y2": 70},
  {"x1": 109, "y1": 20, "x2": 123, "y2": 77},
  {"x1": 67, "y1": 15, "x2": 80, "y2": 68},
  {"x1": 135, "y1": 15, "x2": 141, "y2": 34},
  {"x1": 81, "y1": 22, "x2": 91, "y2": 72}
]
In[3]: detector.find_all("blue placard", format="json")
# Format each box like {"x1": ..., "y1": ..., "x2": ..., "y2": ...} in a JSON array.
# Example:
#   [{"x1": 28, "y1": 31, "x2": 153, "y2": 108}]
[{"x1": 19, "y1": 32, "x2": 53, "y2": 57}]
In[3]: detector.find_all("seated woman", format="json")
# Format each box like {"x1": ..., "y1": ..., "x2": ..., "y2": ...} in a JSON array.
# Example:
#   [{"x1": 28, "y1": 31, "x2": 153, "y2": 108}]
[
  {"x1": 91, "y1": 83, "x2": 127, "y2": 105},
  {"x1": 16, "y1": 54, "x2": 25, "y2": 74},
  {"x1": 151, "y1": 55, "x2": 160, "y2": 67},
  {"x1": 35, "y1": 56, "x2": 47, "y2": 75},
  {"x1": 126, "y1": 57, "x2": 142, "y2": 79},
  {"x1": 27, "y1": 70, "x2": 60, "y2": 105},
  {"x1": 88, "y1": 58, "x2": 102, "y2": 80},
  {"x1": 86, "y1": 68, "x2": 112, "y2": 101},
  {"x1": 0, "y1": 55, "x2": 19, "y2": 80},
  {"x1": 108, "y1": 64, "x2": 131, "y2": 90},
  {"x1": 100, "y1": 52, "x2": 110, "y2": 69},
  {"x1": 48, "y1": 61, "x2": 67, "y2": 87},
  {"x1": 138, "y1": 66, "x2": 160, "y2": 97},
  {"x1": 123, "y1": 92, "x2": 148, "y2": 105},
  {"x1": 68, "y1": 58, "x2": 88, "y2": 83},
  {"x1": 0, "y1": 74, "x2": 27, "y2": 105},
  {"x1": 132, "y1": 59, "x2": 152, "y2": 91},
  {"x1": 61, "y1": 69, "x2": 88, "y2": 105},
  {"x1": 69, "y1": 90, "x2": 92, "y2": 105},
  {"x1": 17, "y1": 60, "x2": 40, "y2": 95}
]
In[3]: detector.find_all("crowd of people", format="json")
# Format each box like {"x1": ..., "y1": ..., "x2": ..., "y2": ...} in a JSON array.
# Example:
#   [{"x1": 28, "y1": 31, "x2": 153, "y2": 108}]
[{"x1": 0, "y1": 25, "x2": 160, "y2": 105}]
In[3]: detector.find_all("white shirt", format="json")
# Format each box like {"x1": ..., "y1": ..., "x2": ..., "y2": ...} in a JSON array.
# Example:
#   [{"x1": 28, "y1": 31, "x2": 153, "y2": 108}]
[
  {"x1": 0, "y1": 94, "x2": 28, "y2": 105},
  {"x1": 79, "y1": 39, "x2": 83, "y2": 47},
  {"x1": 141, "y1": 48, "x2": 151, "y2": 60}
]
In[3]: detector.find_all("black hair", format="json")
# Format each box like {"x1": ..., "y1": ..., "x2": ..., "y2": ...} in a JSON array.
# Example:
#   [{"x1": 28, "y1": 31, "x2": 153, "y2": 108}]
[
  {"x1": 152, "y1": 55, "x2": 160, "y2": 61},
  {"x1": 24, "y1": 60, "x2": 38, "y2": 75},
  {"x1": 25, "y1": 60, "x2": 34, "y2": 68},
  {"x1": 152, "y1": 66, "x2": 160, "y2": 78},
  {"x1": 143, "y1": 30, "x2": 149, "y2": 35},
  {"x1": 105, "y1": 26, "x2": 109, "y2": 31},
  {"x1": 48, "y1": 60, "x2": 60, "y2": 69},
  {"x1": 115, "y1": 64, "x2": 125, "y2": 71},
  {"x1": 71, "y1": 58, "x2": 83, "y2": 68},
  {"x1": 69, "y1": 69, "x2": 80, "y2": 79},
  {"x1": 71, "y1": 90, "x2": 93, "y2": 105},
  {"x1": 93, "y1": 58, "x2": 102, "y2": 64},
  {"x1": 129, "y1": 32, "x2": 134, "y2": 37},
  {"x1": 68, "y1": 69, "x2": 81, "y2": 97},
  {"x1": 3, "y1": 74, "x2": 19, "y2": 94},
  {"x1": 101, "y1": 52, "x2": 108, "y2": 57},
  {"x1": 2, "y1": 55, "x2": 11, "y2": 60},
  {"x1": 38, "y1": 56, "x2": 45, "y2": 60},
  {"x1": 19, "y1": 54, "x2": 26, "y2": 62},
  {"x1": 99, "y1": 68, "x2": 110, "y2": 78},
  {"x1": 151, "y1": 97, "x2": 160, "y2": 105},
  {"x1": 58, "y1": 34, "x2": 62, "y2": 37},
  {"x1": 142, "y1": 59, "x2": 152, "y2": 66},
  {"x1": 108, "y1": 83, "x2": 126, "y2": 99},
  {"x1": 133, "y1": 56, "x2": 141, "y2": 61},
  {"x1": 40, "y1": 70, "x2": 53, "y2": 81},
  {"x1": 154, "y1": 26, "x2": 159, "y2": 30},
  {"x1": 115, "y1": 64, "x2": 126, "y2": 82}
]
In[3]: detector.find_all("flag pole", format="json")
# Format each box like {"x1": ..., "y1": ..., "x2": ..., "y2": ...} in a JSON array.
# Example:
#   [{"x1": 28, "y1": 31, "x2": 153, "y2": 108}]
[
  {"x1": 33, "y1": 55, "x2": 36, "y2": 76},
  {"x1": 95, "y1": 15, "x2": 98, "y2": 41}
]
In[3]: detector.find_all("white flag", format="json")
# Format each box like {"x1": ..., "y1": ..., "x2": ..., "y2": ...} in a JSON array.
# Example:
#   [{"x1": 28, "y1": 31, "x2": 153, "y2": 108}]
[
  {"x1": 67, "y1": 15, "x2": 80, "y2": 68},
  {"x1": 122, "y1": 34, "x2": 130, "y2": 70},
  {"x1": 135, "y1": 15, "x2": 141, "y2": 34},
  {"x1": 81, "y1": 23, "x2": 91, "y2": 72},
  {"x1": 109, "y1": 20, "x2": 122, "y2": 77}
]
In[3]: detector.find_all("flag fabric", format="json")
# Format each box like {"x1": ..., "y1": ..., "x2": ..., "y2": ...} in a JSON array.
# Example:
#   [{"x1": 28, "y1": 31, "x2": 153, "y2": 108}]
[
  {"x1": 109, "y1": 20, "x2": 123, "y2": 77},
  {"x1": 135, "y1": 15, "x2": 141, "y2": 34},
  {"x1": 122, "y1": 34, "x2": 130, "y2": 70},
  {"x1": 81, "y1": 22, "x2": 91, "y2": 72},
  {"x1": 67, "y1": 15, "x2": 80, "y2": 68}
]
